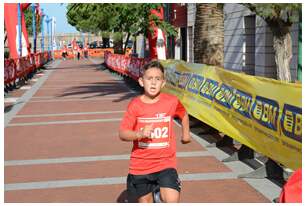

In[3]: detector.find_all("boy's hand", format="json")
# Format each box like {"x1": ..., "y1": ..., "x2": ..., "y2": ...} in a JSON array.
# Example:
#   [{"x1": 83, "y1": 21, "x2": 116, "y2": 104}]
[
  {"x1": 142, "y1": 124, "x2": 154, "y2": 138},
  {"x1": 181, "y1": 136, "x2": 191, "y2": 144},
  {"x1": 137, "y1": 124, "x2": 154, "y2": 140}
]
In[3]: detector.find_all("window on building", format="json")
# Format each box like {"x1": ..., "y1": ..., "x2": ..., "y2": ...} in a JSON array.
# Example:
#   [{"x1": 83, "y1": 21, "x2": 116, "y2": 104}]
[{"x1": 243, "y1": 15, "x2": 256, "y2": 75}]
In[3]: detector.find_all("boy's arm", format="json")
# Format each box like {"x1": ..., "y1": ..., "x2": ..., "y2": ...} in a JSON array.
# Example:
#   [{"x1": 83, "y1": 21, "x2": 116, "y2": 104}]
[
  {"x1": 119, "y1": 124, "x2": 153, "y2": 142},
  {"x1": 181, "y1": 113, "x2": 192, "y2": 144},
  {"x1": 119, "y1": 130, "x2": 142, "y2": 142}
]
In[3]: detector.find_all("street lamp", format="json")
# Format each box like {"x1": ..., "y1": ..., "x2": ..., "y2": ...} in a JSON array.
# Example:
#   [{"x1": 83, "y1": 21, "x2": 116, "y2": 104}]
[
  {"x1": 31, "y1": 4, "x2": 37, "y2": 53},
  {"x1": 17, "y1": 3, "x2": 22, "y2": 57},
  {"x1": 41, "y1": 9, "x2": 44, "y2": 53}
]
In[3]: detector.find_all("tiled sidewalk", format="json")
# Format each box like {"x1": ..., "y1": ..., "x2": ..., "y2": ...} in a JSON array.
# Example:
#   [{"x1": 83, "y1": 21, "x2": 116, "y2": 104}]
[{"x1": 4, "y1": 58, "x2": 280, "y2": 202}]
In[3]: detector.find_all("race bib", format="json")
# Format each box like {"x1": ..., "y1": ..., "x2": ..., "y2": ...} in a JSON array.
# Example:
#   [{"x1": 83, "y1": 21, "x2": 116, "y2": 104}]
[{"x1": 137, "y1": 116, "x2": 171, "y2": 149}]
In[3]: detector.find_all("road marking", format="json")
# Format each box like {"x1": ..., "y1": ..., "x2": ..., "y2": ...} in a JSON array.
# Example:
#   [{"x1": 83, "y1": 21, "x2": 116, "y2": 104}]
[
  {"x1": 5, "y1": 60, "x2": 61, "y2": 127},
  {"x1": 4, "y1": 98, "x2": 18, "y2": 103},
  {"x1": 4, "y1": 151, "x2": 211, "y2": 166},
  {"x1": 20, "y1": 86, "x2": 32, "y2": 90},
  {"x1": 4, "y1": 172, "x2": 236, "y2": 191},
  {"x1": 29, "y1": 97, "x2": 128, "y2": 103},
  {"x1": 31, "y1": 94, "x2": 136, "y2": 98},
  {"x1": 7, "y1": 118, "x2": 122, "y2": 126},
  {"x1": 15, "y1": 111, "x2": 125, "y2": 118}
]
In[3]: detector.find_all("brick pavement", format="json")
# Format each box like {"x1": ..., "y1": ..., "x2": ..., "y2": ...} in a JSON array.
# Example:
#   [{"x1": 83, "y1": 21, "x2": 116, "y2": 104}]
[{"x1": 4, "y1": 58, "x2": 281, "y2": 202}]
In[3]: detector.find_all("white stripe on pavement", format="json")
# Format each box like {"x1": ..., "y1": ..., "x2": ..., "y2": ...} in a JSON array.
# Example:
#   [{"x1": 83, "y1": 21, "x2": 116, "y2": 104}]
[
  {"x1": 4, "y1": 172, "x2": 237, "y2": 191},
  {"x1": 15, "y1": 111, "x2": 125, "y2": 118},
  {"x1": 5, "y1": 151, "x2": 211, "y2": 166},
  {"x1": 29, "y1": 97, "x2": 128, "y2": 103},
  {"x1": 4, "y1": 98, "x2": 18, "y2": 103},
  {"x1": 7, "y1": 118, "x2": 122, "y2": 127}
]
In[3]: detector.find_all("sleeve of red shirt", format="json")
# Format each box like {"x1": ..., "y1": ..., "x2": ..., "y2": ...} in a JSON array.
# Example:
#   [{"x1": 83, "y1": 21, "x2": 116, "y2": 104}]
[
  {"x1": 174, "y1": 99, "x2": 186, "y2": 119},
  {"x1": 120, "y1": 100, "x2": 137, "y2": 131}
]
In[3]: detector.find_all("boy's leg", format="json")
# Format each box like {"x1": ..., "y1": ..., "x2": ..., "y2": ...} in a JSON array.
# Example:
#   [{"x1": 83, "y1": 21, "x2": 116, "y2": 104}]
[
  {"x1": 157, "y1": 168, "x2": 181, "y2": 203},
  {"x1": 138, "y1": 193, "x2": 153, "y2": 203},
  {"x1": 127, "y1": 174, "x2": 155, "y2": 203},
  {"x1": 160, "y1": 187, "x2": 180, "y2": 203}
]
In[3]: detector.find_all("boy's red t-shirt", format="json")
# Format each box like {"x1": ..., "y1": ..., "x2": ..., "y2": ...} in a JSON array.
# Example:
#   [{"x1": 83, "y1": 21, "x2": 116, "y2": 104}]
[{"x1": 120, "y1": 93, "x2": 186, "y2": 175}]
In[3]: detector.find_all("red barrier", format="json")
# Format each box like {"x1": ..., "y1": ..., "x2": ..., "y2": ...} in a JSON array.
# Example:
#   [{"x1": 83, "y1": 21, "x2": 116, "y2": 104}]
[
  {"x1": 52, "y1": 48, "x2": 115, "y2": 59},
  {"x1": 4, "y1": 59, "x2": 16, "y2": 84},
  {"x1": 4, "y1": 51, "x2": 50, "y2": 86},
  {"x1": 104, "y1": 51, "x2": 151, "y2": 80}
]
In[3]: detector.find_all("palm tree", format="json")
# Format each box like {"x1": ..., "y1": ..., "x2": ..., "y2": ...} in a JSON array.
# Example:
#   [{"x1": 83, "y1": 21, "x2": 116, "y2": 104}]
[{"x1": 194, "y1": 3, "x2": 224, "y2": 67}]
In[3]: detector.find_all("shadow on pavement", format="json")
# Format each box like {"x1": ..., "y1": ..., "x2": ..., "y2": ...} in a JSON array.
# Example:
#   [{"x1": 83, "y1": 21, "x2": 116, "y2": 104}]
[
  {"x1": 116, "y1": 189, "x2": 137, "y2": 203},
  {"x1": 46, "y1": 64, "x2": 99, "y2": 70},
  {"x1": 4, "y1": 104, "x2": 14, "y2": 113},
  {"x1": 56, "y1": 64, "x2": 142, "y2": 102},
  {"x1": 56, "y1": 81, "x2": 140, "y2": 102}
]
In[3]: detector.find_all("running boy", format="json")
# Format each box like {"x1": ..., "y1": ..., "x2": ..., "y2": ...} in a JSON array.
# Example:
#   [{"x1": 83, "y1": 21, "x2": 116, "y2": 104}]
[{"x1": 119, "y1": 60, "x2": 191, "y2": 203}]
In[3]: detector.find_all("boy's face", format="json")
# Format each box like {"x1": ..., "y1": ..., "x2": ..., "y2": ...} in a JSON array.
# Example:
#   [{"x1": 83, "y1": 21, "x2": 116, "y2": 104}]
[{"x1": 139, "y1": 67, "x2": 165, "y2": 98}]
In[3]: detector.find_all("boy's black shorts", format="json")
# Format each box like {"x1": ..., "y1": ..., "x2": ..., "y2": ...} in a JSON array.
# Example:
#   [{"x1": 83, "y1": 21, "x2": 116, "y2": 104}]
[{"x1": 127, "y1": 168, "x2": 181, "y2": 198}]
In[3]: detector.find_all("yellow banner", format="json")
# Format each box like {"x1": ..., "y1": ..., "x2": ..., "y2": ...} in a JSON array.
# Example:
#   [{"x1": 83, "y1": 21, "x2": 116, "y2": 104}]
[{"x1": 161, "y1": 60, "x2": 302, "y2": 170}]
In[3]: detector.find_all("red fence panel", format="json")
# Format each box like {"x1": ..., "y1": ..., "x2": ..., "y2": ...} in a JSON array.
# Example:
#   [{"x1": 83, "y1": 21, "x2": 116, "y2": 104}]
[{"x1": 104, "y1": 51, "x2": 151, "y2": 80}]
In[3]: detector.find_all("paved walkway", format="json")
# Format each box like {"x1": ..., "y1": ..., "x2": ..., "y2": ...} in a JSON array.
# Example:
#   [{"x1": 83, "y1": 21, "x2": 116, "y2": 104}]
[{"x1": 4, "y1": 58, "x2": 281, "y2": 202}]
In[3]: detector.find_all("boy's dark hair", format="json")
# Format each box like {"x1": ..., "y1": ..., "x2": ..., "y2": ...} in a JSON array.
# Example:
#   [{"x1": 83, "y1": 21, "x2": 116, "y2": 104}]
[{"x1": 142, "y1": 60, "x2": 164, "y2": 76}]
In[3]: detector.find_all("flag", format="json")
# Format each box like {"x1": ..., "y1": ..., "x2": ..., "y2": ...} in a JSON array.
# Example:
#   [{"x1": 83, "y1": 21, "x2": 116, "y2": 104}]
[
  {"x1": 4, "y1": 3, "x2": 31, "y2": 58},
  {"x1": 148, "y1": 7, "x2": 167, "y2": 60}
]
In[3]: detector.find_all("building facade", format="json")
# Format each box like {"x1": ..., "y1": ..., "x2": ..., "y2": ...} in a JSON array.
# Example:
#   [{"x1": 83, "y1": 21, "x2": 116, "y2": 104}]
[
  {"x1": 184, "y1": 3, "x2": 300, "y2": 80},
  {"x1": 223, "y1": 4, "x2": 300, "y2": 80},
  {"x1": 164, "y1": 3, "x2": 188, "y2": 60}
]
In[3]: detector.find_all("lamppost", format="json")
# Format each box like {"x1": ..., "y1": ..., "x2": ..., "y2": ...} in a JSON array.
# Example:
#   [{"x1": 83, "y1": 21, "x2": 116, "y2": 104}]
[
  {"x1": 31, "y1": 4, "x2": 36, "y2": 53},
  {"x1": 45, "y1": 15, "x2": 52, "y2": 60},
  {"x1": 51, "y1": 17, "x2": 56, "y2": 58},
  {"x1": 17, "y1": 3, "x2": 22, "y2": 57},
  {"x1": 41, "y1": 9, "x2": 44, "y2": 53},
  {"x1": 50, "y1": 17, "x2": 53, "y2": 57}
]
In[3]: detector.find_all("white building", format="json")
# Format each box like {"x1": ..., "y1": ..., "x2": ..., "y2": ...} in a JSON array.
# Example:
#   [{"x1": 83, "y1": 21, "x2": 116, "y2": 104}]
[{"x1": 186, "y1": 3, "x2": 300, "y2": 80}]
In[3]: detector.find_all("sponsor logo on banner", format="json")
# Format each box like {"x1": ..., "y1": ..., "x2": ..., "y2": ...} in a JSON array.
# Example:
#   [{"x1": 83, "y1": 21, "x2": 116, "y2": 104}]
[{"x1": 162, "y1": 61, "x2": 302, "y2": 169}]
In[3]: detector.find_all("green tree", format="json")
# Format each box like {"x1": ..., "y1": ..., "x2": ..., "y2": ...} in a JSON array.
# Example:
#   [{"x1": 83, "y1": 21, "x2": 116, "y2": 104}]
[
  {"x1": 24, "y1": 7, "x2": 41, "y2": 36},
  {"x1": 243, "y1": 3, "x2": 301, "y2": 82},
  {"x1": 66, "y1": 3, "x2": 177, "y2": 54}
]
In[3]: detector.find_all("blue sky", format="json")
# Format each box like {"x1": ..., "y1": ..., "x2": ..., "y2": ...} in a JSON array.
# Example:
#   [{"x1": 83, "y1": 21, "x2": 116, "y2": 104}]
[{"x1": 40, "y1": 3, "x2": 77, "y2": 33}]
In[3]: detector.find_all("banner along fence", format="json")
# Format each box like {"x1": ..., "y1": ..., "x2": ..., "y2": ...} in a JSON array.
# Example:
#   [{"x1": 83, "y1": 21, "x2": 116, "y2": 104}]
[
  {"x1": 53, "y1": 48, "x2": 116, "y2": 59},
  {"x1": 52, "y1": 48, "x2": 132, "y2": 59},
  {"x1": 104, "y1": 53, "x2": 302, "y2": 170},
  {"x1": 4, "y1": 51, "x2": 51, "y2": 86}
]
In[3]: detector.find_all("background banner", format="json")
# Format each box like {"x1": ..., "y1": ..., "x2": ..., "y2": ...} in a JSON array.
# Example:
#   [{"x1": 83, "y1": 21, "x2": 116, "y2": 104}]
[
  {"x1": 161, "y1": 60, "x2": 302, "y2": 170},
  {"x1": 4, "y1": 3, "x2": 31, "y2": 58}
]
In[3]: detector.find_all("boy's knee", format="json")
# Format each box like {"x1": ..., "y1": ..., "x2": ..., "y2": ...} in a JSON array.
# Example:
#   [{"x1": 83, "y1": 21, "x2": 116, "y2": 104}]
[
  {"x1": 160, "y1": 188, "x2": 180, "y2": 203},
  {"x1": 161, "y1": 195, "x2": 179, "y2": 203},
  {"x1": 138, "y1": 193, "x2": 153, "y2": 203}
]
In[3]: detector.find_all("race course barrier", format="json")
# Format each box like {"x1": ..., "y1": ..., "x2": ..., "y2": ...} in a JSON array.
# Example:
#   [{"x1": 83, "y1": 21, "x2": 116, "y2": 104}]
[
  {"x1": 4, "y1": 51, "x2": 51, "y2": 86},
  {"x1": 53, "y1": 48, "x2": 115, "y2": 59},
  {"x1": 104, "y1": 52, "x2": 302, "y2": 170},
  {"x1": 104, "y1": 51, "x2": 150, "y2": 80},
  {"x1": 162, "y1": 60, "x2": 301, "y2": 170}
]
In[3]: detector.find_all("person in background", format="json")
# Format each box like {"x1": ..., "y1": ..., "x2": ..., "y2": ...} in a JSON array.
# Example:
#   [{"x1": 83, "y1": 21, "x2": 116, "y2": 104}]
[
  {"x1": 84, "y1": 44, "x2": 88, "y2": 59},
  {"x1": 77, "y1": 46, "x2": 81, "y2": 60},
  {"x1": 61, "y1": 45, "x2": 67, "y2": 60}
]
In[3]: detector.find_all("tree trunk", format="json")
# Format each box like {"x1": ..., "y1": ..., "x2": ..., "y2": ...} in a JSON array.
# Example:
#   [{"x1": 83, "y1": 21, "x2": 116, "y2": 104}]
[
  {"x1": 272, "y1": 31, "x2": 292, "y2": 82},
  {"x1": 194, "y1": 4, "x2": 224, "y2": 67},
  {"x1": 102, "y1": 37, "x2": 110, "y2": 48},
  {"x1": 123, "y1": 32, "x2": 131, "y2": 55}
]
